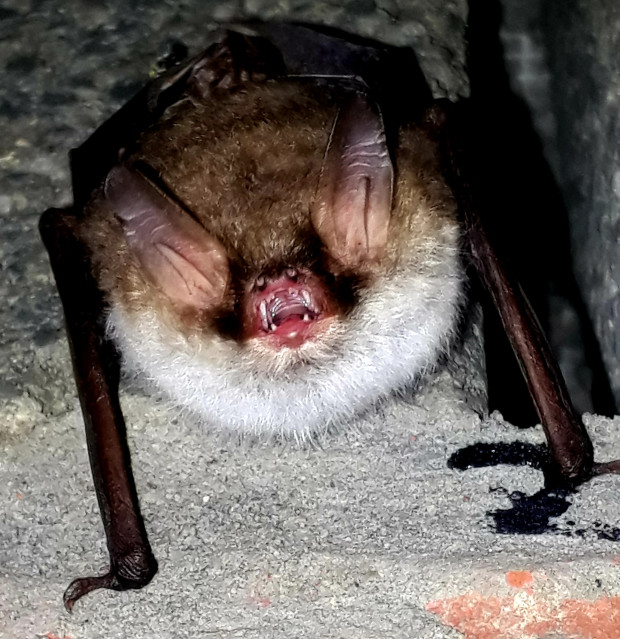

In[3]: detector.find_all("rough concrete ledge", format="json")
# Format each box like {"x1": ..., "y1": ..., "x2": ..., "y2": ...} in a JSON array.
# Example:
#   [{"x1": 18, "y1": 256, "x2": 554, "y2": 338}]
[{"x1": 2, "y1": 379, "x2": 620, "y2": 638}]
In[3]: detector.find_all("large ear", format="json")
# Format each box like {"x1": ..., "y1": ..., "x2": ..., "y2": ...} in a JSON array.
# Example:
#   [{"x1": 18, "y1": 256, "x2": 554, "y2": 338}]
[
  {"x1": 311, "y1": 93, "x2": 393, "y2": 270},
  {"x1": 105, "y1": 165, "x2": 229, "y2": 310}
]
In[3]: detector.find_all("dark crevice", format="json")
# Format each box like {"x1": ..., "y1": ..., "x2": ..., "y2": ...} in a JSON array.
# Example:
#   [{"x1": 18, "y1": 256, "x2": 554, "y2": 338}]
[{"x1": 465, "y1": 0, "x2": 616, "y2": 422}]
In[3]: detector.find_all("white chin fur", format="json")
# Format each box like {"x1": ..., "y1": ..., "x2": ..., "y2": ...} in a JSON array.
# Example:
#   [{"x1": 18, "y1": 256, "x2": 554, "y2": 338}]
[{"x1": 107, "y1": 249, "x2": 462, "y2": 438}]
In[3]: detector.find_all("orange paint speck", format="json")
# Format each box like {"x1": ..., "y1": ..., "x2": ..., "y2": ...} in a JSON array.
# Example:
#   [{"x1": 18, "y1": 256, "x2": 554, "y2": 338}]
[
  {"x1": 428, "y1": 592, "x2": 620, "y2": 639},
  {"x1": 506, "y1": 571, "x2": 534, "y2": 589},
  {"x1": 427, "y1": 592, "x2": 554, "y2": 639},
  {"x1": 16, "y1": 492, "x2": 22, "y2": 500},
  {"x1": 561, "y1": 595, "x2": 620, "y2": 639},
  {"x1": 249, "y1": 596, "x2": 271, "y2": 608}
]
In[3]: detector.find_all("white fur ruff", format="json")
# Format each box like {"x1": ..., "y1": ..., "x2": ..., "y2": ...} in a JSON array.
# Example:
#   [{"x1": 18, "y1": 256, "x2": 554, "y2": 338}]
[{"x1": 107, "y1": 247, "x2": 462, "y2": 438}]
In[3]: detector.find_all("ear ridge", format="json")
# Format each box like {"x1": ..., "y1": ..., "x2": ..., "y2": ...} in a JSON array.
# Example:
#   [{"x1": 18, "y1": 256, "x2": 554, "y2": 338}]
[
  {"x1": 105, "y1": 165, "x2": 229, "y2": 309},
  {"x1": 312, "y1": 93, "x2": 393, "y2": 270}
]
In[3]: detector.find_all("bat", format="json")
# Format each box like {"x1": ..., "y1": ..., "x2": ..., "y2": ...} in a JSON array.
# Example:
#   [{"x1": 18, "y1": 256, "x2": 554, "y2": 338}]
[{"x1": 39, "y1": 25, "x2": 620, "y2": 611}]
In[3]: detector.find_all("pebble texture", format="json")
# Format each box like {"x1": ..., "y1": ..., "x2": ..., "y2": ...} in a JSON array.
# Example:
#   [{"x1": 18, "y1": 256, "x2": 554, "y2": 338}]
[
  {"x1": 2, "y1": 2, "x2": 620, "y2": 638},
  {"x1": 542, "y1": 0, "x2": 620, "y2": 407}
]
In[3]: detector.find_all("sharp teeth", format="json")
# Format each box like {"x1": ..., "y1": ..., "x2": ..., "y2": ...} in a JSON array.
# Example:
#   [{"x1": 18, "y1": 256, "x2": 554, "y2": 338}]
[
  {"x1": 260, "y1": 300, "x2": 268, "y2": 330},
  {"x1": 301, "y1": 290, "x2": 311, "y2": 306},
  {"x1": 303, "y1": 314, "x2": 310, "y2": 322},
  {"x1": 269, "y1": 323, "x2": 276, "y2": 332}
]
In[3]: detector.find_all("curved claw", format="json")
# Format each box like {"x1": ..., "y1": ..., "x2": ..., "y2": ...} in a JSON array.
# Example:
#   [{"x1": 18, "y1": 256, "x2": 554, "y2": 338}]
[
  {"x1": 64, "y1": 573, "x2": 117, "y2": 612},
  {"x1": 63, "y1": 553, "x2": 158, "y2": 612}
]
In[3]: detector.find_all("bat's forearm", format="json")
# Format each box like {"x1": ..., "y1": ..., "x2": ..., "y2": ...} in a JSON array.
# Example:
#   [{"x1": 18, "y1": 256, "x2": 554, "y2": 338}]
[
  {"x1": 40, "y1": 209, "x2": 157, "y2": 610},
  {"x1": 467, "y1": 221, "x2": 594, "y2": 482},
  {"x1": 440, "y1": 103, "x2": 594, "y2": 484}
]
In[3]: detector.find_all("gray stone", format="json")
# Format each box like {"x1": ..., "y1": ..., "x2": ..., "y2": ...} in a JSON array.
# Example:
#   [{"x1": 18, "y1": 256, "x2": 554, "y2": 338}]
[{"x1": 542, "y1": 0, "x2": 620, "y2": 406}]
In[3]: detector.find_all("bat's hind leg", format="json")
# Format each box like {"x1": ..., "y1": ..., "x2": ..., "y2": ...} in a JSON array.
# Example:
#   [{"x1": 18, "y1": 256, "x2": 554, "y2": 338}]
[{"x1": 40, "y1": 208, "x2": 157, "y2": 611}]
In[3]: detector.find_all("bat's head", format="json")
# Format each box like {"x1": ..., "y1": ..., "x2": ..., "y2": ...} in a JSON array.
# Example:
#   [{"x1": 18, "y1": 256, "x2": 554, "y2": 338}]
[
  {"x1": 99, "y1": 86, "x2": 395, "y2": 358},
  {"x1": 83, "y1": 81, "x2": 462, "y2": 433}
]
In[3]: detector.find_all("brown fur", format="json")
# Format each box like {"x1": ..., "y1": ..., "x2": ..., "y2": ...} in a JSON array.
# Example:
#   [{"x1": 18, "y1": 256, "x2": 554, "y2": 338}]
[{"x1": 79, "y1": 79, "x2": 458, "y2": 332}]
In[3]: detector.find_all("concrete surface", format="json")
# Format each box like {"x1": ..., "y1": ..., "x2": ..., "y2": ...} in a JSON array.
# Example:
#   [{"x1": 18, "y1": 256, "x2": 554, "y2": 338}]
[
  {"x1": 2, "y1": 2, "x2": 620, "y2": 638},
  {"x1": 3, "y1": 373, "x2": 620, "y2": 638}
]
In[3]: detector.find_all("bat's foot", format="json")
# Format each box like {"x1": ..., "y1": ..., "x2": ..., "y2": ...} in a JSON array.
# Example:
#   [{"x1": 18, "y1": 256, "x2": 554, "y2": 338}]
[{"x1": 63, "y1": 550, "x2": 158, "y2": 612}]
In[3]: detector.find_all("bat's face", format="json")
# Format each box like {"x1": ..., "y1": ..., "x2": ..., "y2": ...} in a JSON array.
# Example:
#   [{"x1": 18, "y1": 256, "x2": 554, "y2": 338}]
[{"x1": 82, "y1": 81, "x2": 463, "y2": 436}]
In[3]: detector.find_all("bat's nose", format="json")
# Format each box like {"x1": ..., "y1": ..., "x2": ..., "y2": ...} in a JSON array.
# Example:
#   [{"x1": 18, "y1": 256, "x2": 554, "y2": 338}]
[{"x1": 254, "y1": 267, "x2": 299, "y2": 291}]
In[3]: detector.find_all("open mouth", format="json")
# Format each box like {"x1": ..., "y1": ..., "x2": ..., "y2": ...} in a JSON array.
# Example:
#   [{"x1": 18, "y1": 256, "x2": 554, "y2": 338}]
[
  {"x1": 258, "y1": 286, "x2": 319, "y2": 332},
  {"x1": 244, "y1": 270, "x2": 330, "y2": 348}
]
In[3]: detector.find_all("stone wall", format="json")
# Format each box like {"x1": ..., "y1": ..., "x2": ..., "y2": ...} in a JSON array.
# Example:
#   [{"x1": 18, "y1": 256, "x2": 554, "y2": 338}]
[{"x1": 500, "y1": 0, "x2": 620, "y2": 410}]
